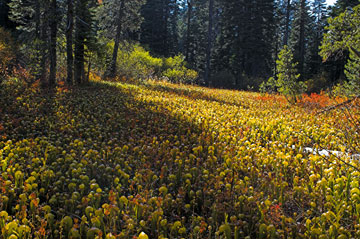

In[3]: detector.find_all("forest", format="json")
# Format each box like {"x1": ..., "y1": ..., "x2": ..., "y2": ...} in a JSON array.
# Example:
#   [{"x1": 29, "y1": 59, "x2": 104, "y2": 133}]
[
  {"x1": 1, "y1": 0, "x2": 360, "y2": 238},
  {"x1": 0, "y1": 0, "x2": 359, "y2": 92}
]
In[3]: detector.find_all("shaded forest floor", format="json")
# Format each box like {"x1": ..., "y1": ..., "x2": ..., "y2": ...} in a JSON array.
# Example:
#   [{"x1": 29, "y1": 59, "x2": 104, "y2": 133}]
[{"x1": 1, "y1": 79, "x2": 360, "y2": 238}]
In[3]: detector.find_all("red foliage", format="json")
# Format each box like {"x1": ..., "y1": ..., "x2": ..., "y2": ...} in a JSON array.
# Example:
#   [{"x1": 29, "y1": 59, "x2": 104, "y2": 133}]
[{"x1": 299, "y1": 92, "x2": 332, "y2": 109}]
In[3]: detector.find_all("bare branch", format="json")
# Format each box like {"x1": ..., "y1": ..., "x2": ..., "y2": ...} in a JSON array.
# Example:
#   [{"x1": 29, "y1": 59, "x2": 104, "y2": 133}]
[{"x1": 316, "y1": 95, "x2": 360, "y2": 115}]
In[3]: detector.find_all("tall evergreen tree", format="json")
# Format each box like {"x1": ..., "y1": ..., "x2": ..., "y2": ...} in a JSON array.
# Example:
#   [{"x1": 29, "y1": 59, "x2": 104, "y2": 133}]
[
  {"x1": 330, "y1": 0, "x2": 359, "y2": 17},
  {"x1": 289, "y1": 0, "x2": 311, "y2": 80},
  {"x1": 140, "y1": 0, "x2": 179, "y2": 56},
  {"x1": 185, "y1": 0, "x2": 192, "y2": 62},
  {"x1": 214, "y1": 0, "x2": 275, "y2": 88},
  {"x1": 0, "y1": 0, "x2": 16, "y2": 29},
  {"x1": 8, "y1": 0, "x2": 55, "y2": 86},
  {"x1": 184, "y1": 0, "x2": 208, "y2": 73},
  {"x1": 74, "y1": 0, "x2": 94, "y2": 85},
  {"x1": 308, "y1": 0, "x2": 327, "y2": 77},
  {"x1": 204, "y1": 0, "x2": 214, "y2": 86},
  {"x1": 284, "y1": 0, "x2": 292, "y2": 46},
  {"x1": 66, "y1": 0, "x2": 74, "y2": 85},
  {"x1": 49, "y1": 0, "x2": 58, "y2": 87}
]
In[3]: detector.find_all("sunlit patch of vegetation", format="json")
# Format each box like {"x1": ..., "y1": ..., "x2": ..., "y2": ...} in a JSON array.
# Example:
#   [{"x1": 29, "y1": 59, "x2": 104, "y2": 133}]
[{"x1": 0, "y1": 78, "x2": 359, "y2": 238}]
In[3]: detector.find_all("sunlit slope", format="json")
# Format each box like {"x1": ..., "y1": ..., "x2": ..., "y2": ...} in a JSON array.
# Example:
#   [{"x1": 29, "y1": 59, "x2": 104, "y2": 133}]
[{"x1": 0, "y1": 80, "x2": 359, "y2": 238}]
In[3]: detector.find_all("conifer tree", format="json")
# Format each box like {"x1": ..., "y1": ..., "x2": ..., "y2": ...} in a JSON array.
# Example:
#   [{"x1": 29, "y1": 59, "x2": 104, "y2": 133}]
[
  {"x1": 74, "y1": 0, "x2": 94, "y2": 85},
  {"x1": 140, "y1": 0, "x2": 179, "y2": 57},
  {"x1": 276, "y1": 45, "x2": 306, "y2": 103},
  {"x1": 308, "y1": 0, "x2": 327, "y2": 76},
  {"x1": 214, "y1": 0, "x2": 275, "y2": 88},
  {"x1": 321, "y1": 4, "x2": 360, "y2": 95},
  {"x1": 289, "y1": 0, "x2": 311, "y2": 80},
  {"x1": 8, "y1": 0, "x2": 56, "y2": 87},
  {"x1": 204, "y1": 0, "x2": 214, "y2": 86},
  {"x1": 66, "y1": 0, "x2": 74, "y2": 85}
]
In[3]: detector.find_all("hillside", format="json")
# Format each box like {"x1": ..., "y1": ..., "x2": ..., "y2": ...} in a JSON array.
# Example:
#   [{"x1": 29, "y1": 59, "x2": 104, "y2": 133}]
[{"x1": 1, "y1": 79, "x2": 360, "y2": 238}]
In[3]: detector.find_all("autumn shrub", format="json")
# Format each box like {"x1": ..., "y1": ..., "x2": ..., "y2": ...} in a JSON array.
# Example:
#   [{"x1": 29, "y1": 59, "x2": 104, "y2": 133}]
[{"x1": 0, "y1": 27, "x2": 17, "y2": 82}]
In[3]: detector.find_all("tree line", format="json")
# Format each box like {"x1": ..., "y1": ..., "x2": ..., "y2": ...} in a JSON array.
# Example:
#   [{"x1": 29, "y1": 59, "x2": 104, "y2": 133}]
[{"x1": 0, "y1": 0, "x2": 359, "y2": 91}]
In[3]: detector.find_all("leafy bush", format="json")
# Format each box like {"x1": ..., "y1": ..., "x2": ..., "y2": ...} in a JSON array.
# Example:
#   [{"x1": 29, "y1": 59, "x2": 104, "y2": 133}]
[
  {"x1": 101, "y1": 42, "x2": 198, "y2": 84},
  {"x1": 162, "y1": 55, "x2": 198, "y2": 84},
  {"x1": 111, "y1": 42, "x2": 162, "y2": 80},
  {"x1": 331, "y1": 81, "x2": 359, "y2": 97},
  {"x1": 259, "y1": 77, "x2": 277, "y2": 94}
]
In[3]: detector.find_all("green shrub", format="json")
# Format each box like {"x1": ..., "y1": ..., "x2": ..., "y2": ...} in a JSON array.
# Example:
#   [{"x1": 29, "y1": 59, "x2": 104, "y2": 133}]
[
  {"x1": 259, "y1": 77, "x2": 277, "y2": 94},
  {"x1": 113, "y1": 43, "x2": 162, "y2": 80},
  {"x1": 101, "y1": 42, "x2": 198, "y2": 84},
  {"x1": 162, "y1": 55, "x2": 198, "y2": 84}
]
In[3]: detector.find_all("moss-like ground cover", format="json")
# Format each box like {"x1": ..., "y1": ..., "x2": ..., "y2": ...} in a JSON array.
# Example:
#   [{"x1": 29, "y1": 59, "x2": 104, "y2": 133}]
[{"x1": 0, "y1": 80, "x2": 359, "y2": 238}]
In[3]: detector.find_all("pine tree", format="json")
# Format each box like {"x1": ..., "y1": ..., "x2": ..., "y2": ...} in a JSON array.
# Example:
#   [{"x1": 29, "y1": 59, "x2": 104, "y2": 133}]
[
  {"x1": 0, "y1": 0, "x2": 16, "y2": 29},
  {"x1": 276, "y1": 45, "x2": 306, "y2": 103},
  {"x1": 185, "y1": 0, "x2": 192, "y2": 62},
  {"x1": 74, "y1": 0, "x2": 94, "y2": 85},
  {"x1": 8, "y1": 0, "x2": 57, "y2": 87},
  {"x1": 330, "y1": 0, "x2": 359, "y2": 17},
  {"x1": 49, "y1": 0, "x2": 58, "y2": 87},
  {"x1": 321, "y1": 4, "x2": 360, "y2": 94},
  {"x1": 289, "y1": 0, "x2": 311, "y2": 80},
  {"x1": 308, "y1": 0, "x2": 327, "y2": 76},
  {"x1": 204, "y1": 0, "x2": 214, "y2": 86},
  {"x1": 214, "y1": 0, "x2": 275, "y2": 88},
  {"x1": 140, "y1": 0, "x2": 179, "y2": 57},
  {"x1": 66, "y1": 0, "x2": 74, "y2": 85},
  {"x1": 284, "y1": 0, "x2": 292, "y2": 46},
  {"x1": 185, "y1": 0, "x2": 208, "y2": 74}
]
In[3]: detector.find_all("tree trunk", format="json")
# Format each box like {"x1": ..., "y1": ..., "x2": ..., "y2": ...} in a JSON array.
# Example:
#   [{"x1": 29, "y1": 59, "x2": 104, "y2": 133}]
[
  {"x1": 283, "y1": 0, "x2": 291, "y2": 46},
  {"x1": 74, "y1": 0, "x2": 85, "y2": 85},
  {"x1": 185, "y1": 0, "x2": 192, "y2": 62},
  {"x1": 205, "y1": 0, "x2": 214, "y2": 86},
  {"x1": 49, "y1": 0, "x2": 57, "y2": 87},
  {"x1": 299, "y1": 0, "x2": 305, "y2": 79},
  {"x1": 66, "y1": 0, "x2": 74, "y2": 85},
  {"x1": 35, "y1": 0, "x2": 40, "y2": 38},
  {"x1": 107, "y1": 0, "x2": 125, "y2": 78},
  {"x1": 40, "y1": 3, "x2": 48, "y2": 88},
  {"x1": 163, "y1": 0, "x2": 169, "y2": 56},
  {"x1": 86, "y1": 56, "x2": 91, "y2": 82}
]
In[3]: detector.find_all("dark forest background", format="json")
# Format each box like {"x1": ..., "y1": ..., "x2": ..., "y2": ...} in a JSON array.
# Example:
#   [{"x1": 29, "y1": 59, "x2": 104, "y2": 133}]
[{"x1": 0, "y1": 0, "x2": 359, "y2": 91}]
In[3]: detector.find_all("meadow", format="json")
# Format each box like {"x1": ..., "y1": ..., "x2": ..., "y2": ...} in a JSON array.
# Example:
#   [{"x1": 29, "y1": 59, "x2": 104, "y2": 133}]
[{"x1": 1, "y1": 79, "x2": 360, "y2": 238}]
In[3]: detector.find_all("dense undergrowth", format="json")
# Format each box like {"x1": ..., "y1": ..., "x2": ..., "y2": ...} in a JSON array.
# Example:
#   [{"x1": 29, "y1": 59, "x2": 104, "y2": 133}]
[{"x1": 0, "y1": 78, "x2": 360, "y2": 239}]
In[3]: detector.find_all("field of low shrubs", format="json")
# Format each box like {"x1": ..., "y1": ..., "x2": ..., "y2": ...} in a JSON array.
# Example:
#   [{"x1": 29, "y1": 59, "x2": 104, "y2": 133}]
[{"x1": 0, "y1": 78, "x2": 360, "y2": 238}]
